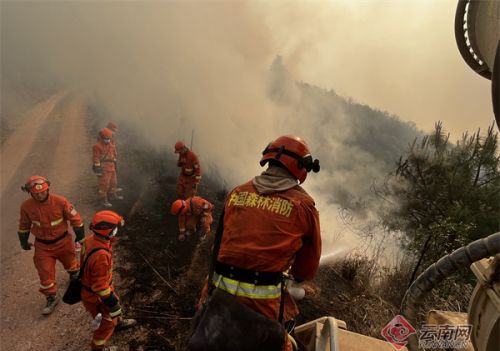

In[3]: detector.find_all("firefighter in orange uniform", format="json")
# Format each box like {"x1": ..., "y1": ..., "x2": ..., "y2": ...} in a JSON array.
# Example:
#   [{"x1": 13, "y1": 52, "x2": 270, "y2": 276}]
[
  {"x1": 198, "y1": 135, "x2": 322, "y2": 351},
  {"x1": 18, "y1": 176, "x2": 85, "y2": 315},
  {"x1": 106, "y1": 122, "x2": 118, "y2": 134},
  {"x1": 174, "y1": 141, "x2": 201, "y2": 199},
  {"x1": 171, "y1": 196, "x2": 214, "y2": 241},
  {"x1": 81, "y1": 210, "x2": 136, "y2": 351},
  {"x1": 105, "y1": 122, "x2": 123, "y2": 192},
  {"x1": 92, "y1": 128, "x2": 123, "y2": 207}
]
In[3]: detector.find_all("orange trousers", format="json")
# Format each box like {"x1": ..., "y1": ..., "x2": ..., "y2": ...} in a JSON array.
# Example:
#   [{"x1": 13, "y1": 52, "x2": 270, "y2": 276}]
[
  {"x1": 176, "y1": 175, "x2": 198, "y2": 199},
  {"x1": 82, "y1": 297, "x2": 118, "y2": 350},
  {"x1": 34, "y1": 234, "x2": 78, "y2": 296},
  {"x1": 97, "y1": 170, "x2": 117, "y2": 195}
]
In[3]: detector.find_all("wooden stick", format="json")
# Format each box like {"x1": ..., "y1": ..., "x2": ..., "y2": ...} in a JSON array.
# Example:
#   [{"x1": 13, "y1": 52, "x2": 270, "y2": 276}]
[{"x1": 138, "y1": 252, "x2": 177, "y2": 294}]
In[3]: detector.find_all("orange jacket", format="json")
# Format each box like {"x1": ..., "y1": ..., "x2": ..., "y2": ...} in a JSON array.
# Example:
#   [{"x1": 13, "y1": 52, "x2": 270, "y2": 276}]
[
  {"x1": 177, "y1": 150, "x2": 201, "y2": 179},
  {"x1": 92, "y1": 140, "x2": 117, "y2": 172},
  {"x1": 80, "y1": 234, "x2": 114, "y2": 301},
  {"x1": 19, "y1": 193, "x2": 83, "y2": 241},
  {"x1": 219, "y1": 180, "x2": 321, "y2": 281},
  {"x1": 178, "y1": 196, "x2": 213, "y2": 231}
]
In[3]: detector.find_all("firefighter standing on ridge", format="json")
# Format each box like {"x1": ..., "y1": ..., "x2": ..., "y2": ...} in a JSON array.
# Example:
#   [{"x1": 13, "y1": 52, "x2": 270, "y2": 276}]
[
  {"x1": 93, "y1": 128, "x2": 123, "y2": 207},
  {"x1": 18, "y1": 175, "x2": 85, "y2": 315},
  {"x1": 106, "y1": 122, "x2": 118, "y2": 135},
  {"x1": 171, "y1": 196, "x2": 214, "y2": 241},
  {"x1": 197, "y1": 135, "x2": 322, "y2": 351},
  {"x1": 105, "y1": 122, "x2": 123, "y2": 192},
  {"x1": 174, "y1": 141, "x2": 201, "y2": 199},
  {"x1": 81, "y1": 210, "x2": 136, "y2": 351}
]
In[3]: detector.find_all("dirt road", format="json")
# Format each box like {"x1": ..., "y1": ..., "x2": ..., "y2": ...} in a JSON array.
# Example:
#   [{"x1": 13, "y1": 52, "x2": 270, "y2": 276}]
[{"x1": 0, "y1": 93, "x2": 98, "y2": 351}]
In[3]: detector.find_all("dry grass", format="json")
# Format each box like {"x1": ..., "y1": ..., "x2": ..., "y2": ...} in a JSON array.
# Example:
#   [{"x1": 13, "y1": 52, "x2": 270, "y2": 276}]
[{"x1": 299, "y1": 255, "x2": 474, "y2": 340}]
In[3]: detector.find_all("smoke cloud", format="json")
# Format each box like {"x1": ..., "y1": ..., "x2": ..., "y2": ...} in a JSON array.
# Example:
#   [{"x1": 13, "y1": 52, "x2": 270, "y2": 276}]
[{"x1": 3, "y1": 1, "x2": 428, "y2": 254}]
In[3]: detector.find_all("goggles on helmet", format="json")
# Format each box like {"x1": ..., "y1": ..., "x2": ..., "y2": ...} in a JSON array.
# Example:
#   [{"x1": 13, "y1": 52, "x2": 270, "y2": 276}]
[
  {"x1": 29, "y1": 178, "x2": 47, "y2": 186},
  {"x1": 262, "y1": 146, "x2": 320, "y2": 173},
  {"x1": 22, "y1": 177, "x2": 50, "y2": 193}
]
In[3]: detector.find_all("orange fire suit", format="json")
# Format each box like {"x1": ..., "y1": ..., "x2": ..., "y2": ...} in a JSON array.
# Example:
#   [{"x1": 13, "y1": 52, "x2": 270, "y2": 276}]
[
  {"x1": 199, "y1": 180, "x2": 321, "y2": 350},
  {"x1": 176, "y1": 149, "x2": 201, "y2": 199},
  {"x1": 178, "y1": 196, "x2": 213, "y2": 235},
  {"x1": 18, "y1": 193, "x2": 83, "y2": 295},
  {"x1": 92, "y1": 140, "x2": 118, "y2": 197},
  {"x1": 80, "y1": 234, "x2": 118, "y2": 350}
]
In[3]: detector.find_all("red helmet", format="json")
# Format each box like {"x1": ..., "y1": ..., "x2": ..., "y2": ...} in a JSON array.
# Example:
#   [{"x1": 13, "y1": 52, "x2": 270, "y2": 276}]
[
  {"x1": 90, "y1": 210, "x2": 124, "y2": 237},
  {"x1": 22, "y1": 175, "x2": 50, "y2": 193},
  {"x1": 107, "y1": 122, "x2": 118, "y2": 132},
  {"x1": 171, "y1": 199, "x2": 189, "y2": 215},
  {"x1": 174, "y1": 141, "x2": 186, "y2": 153},
  {"x1": 260, "y1": 135, "x2": 320, "y2": 184},
  {"x1": 100, "y1": 127, "x2": 113, "y2": 139}
]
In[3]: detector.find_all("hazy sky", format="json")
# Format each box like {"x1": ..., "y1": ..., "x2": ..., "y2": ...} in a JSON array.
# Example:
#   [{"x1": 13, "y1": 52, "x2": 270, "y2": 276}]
[{"x1": 258, "y1": 0, "x2": 494, "y2": 138}]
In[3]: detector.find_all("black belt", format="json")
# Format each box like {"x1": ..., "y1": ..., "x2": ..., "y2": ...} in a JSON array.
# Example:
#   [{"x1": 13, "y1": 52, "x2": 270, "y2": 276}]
[
  {"x1": 35, "y1": 231, "x2": 68, "y2": 244},
  {"x1": 215, "y1": 261, "x2": 282, "y2": 286}
]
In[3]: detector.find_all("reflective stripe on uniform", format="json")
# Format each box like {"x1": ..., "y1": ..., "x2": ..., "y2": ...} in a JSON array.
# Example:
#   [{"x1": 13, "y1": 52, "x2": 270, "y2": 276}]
[
  {"x1": 184, "y1": 168, "x2": 193, "y2": 172},
  {"x1": 32, "y1": 221, "x2": 41, "y2": 227},
  {"x1": 97, "y1": 287, "x2": 111, "y2": 297},
  {"x1": 18, "y1": 229, "x2": 30, "y2": 233},
  {"x1": 50, "y1": 218, "x2": 63, "y2": 226},
  {"x1": 93, "y1": 338, "x2": 106, "y2": 346},
  {"x1": 212, "y1": 272, "x2": 281, "y2": 299},
  {"x1": 40, "y1": 282, "x2": 55, "y2": 290}
]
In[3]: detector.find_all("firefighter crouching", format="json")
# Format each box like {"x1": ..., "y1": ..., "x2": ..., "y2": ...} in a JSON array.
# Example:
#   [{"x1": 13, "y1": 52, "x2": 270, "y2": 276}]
[
  {"x1": 18, "y1": 176, "x2": 85, "y2": 315},
  {"x1": 171, "y1": 196, "x2": 214, "y2": 241},
  {"x1": 174, "y1": 141, "x2": 201, "y2": 199},
  {"x1": 81, "y1": 210, "x2": 136, "y2": 351},
  {"x1": 92, "y1": 128, "x2": 123, "y2": 207},
  {"x1": 197, "y1": 135, "x2": 322, "y2": 351}
]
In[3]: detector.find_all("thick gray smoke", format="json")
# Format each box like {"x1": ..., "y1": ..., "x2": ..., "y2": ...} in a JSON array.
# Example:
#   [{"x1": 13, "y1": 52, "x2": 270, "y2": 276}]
[{"x1": 2, "y1": 1, "x2": 420, "y2": 255}]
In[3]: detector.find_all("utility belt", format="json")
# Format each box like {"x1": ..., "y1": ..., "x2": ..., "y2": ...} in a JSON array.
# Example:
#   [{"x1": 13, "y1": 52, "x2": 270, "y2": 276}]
[
  {"x1": 212, "y1": 262, "x2": 283, "y2": 299},
  {"x1": 215, "y1": 261, "x2": 282, "y2": 285},
  {"x1": 35, "y1": 231, "x2": 68, "y2": 245}
]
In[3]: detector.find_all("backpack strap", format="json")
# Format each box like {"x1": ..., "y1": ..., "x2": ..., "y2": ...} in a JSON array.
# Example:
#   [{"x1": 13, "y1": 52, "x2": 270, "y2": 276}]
[{"x1": 77, "y1": 247, "x2": 110, "y2": 280}]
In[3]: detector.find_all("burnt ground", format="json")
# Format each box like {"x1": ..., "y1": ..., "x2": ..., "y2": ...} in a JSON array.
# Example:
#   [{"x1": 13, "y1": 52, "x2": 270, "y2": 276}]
[{"x1": 103, "y1": 122, "x2": 401, "y2": 350}]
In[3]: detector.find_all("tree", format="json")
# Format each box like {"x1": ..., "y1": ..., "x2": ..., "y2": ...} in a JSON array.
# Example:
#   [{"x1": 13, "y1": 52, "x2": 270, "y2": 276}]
[{"x1": 378, "y1": 122, "x2": 499, "y2": 268}]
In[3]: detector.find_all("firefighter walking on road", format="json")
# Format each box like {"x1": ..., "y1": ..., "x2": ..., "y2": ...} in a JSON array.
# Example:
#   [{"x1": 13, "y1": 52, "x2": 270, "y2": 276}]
[
  {"x1": 81, "y1": 210, "x2": 136, "y2": 351},
  {"x1": 92, "y1": 128, "x2": 123, "y2": 207},
  {"x1": 18, "y1": 175, "x2": 85, "y2": 315},
  {"x1": 197, "y1": 135, "x2": 322, "y2": 351},
  {"x1": 171, "y1": 196, "x2": 213, "y2": 241},
  {"x1": 174, "y1": 141, "x2": 201, "y2": 199}
]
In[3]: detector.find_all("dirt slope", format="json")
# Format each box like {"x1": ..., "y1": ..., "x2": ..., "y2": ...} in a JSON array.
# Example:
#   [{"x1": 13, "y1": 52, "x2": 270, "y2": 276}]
[{"x1": 0, "y1": 93, "x2": 98, "y2": 351}]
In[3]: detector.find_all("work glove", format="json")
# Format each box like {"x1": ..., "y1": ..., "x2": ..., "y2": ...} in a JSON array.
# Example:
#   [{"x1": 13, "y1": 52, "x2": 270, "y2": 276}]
[
  {"x1": 102, "y1": 292, "x2": 122, "y2": 318},
  {"x1": 92, "y1": 164, "x2": 103, "y2": 176},
  {"x1": 18, "y1": 232, "x2": 32, "y2": 250},
  {"x1": 73, "y1": 225, "x2": 85, "y2": 243}
]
